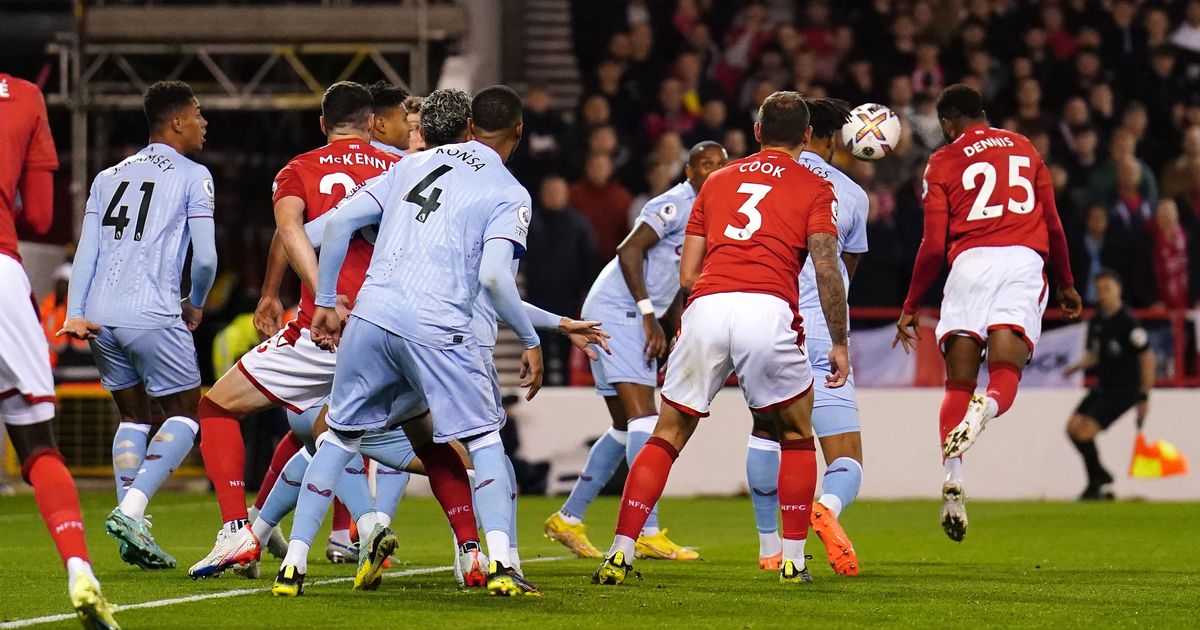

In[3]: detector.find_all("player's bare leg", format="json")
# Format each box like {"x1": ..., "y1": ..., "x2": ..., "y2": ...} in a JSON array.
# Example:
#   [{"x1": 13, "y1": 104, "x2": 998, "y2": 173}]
[
  {"x1": 546, "y1": 396, "x2": 628, "y2": 558},
  {"x1": 812, "y1": 431, "x2": 862, "y2": 576},
  {"x1": 593, "y1": 405, "x2": 700, "y2": 585},
  {"x1": 943, "y1": 329, "x2": 1030, "y2": 458},
  {"x1": 938, "y1": 335, "x2": 983, "y2": 541}
]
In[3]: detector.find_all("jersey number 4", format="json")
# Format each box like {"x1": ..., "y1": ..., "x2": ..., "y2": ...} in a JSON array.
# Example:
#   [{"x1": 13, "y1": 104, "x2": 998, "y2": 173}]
[
  {"x1": 102, "y1": 180, "x2": 155, "y2": 240},
  {"x1": 406, "y1": 165, "x2": 453, "y2": 223},
  {"x1": 963, "y1": 155, "x2": 1034, "y2": 221}
]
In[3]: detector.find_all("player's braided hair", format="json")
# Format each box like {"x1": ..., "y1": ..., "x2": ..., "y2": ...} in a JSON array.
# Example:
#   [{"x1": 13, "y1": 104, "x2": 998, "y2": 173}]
[
  {"x1": 143, "y1": 81, "x2": 195, "y2": 131},
  {"x1": 420, "y1": 88, "x2": 471, "y2": 147},
  {"x1": 804, "y1": 98, "x2": 852, "y2": 139},
  {"x1": 366, "y1": 81, "x2": 409, "y2": 115}
]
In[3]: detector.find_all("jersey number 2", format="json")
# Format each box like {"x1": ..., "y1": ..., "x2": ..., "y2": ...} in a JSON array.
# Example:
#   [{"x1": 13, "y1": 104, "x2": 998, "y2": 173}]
[
  {"x1": 102, "y1": 180, "x2": 155, "y2": 240},
  {"x1": 963, "y1": 155, "x2": 1034, "y2": 221},
  {"x1": 724, "y1": 183, "x2": 771, "y2": 240}
]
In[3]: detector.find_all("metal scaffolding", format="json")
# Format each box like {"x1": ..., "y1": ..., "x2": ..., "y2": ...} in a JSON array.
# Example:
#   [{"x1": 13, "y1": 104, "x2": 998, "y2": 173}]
[{"x1": 49, "y1": 0, "x2": 466, "y2": 226}]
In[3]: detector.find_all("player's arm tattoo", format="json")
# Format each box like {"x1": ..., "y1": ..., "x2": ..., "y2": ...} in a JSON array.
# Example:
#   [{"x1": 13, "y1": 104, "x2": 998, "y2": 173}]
[{"x1": 810, "y1": 232, "x2": 849, "y2": 345}]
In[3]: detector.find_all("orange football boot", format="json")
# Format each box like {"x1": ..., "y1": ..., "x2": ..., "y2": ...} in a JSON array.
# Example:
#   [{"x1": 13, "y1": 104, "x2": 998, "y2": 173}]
[
  {"x1": 758, "y1": 552, "x2": 782, "y2": 571},
  {"x1": 811, "y1": 501, "x2": 859, "y2": 576}
]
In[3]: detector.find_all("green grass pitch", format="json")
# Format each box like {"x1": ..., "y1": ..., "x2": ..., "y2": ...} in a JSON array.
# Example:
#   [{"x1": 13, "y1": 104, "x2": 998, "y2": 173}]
[{"x1": 1, "y1": 492, "x2": 1197, "y2": 628}]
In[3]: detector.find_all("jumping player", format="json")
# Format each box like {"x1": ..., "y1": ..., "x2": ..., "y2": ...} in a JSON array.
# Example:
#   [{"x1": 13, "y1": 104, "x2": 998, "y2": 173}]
[
  {"x1": 61, "y1": 81, "x2": 218, "y2": 572},
  {"x1": 545, "y1": 140, "x2": 727, "y2": 561},
  {"x1": 893, "y1": 84, "x2": 1081, "y2": 540},
  {"x1": 744, "y1": 98, "x2": 866, "y2": 575},
  {"x1": 593, "y1": 91, "x2": 850, "y2": 586},
  {"x1": 1, "y1": 71, "x2": 119, "y2": 629}
]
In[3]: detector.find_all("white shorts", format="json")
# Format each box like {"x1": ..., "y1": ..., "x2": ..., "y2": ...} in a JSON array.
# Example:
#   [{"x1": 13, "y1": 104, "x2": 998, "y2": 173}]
[
  {"x1": 0, "y1": 254, "x2": 55, "y2": 426},
  {"x1": 661, "y1": 292, "x2": 813, "y2": 417},
  {"x1": 236, "y1": 325, "x2": 335, "y2": 414},
  {"x1": 935, "y1": 246, "x2": 1049, "y2": 354}
]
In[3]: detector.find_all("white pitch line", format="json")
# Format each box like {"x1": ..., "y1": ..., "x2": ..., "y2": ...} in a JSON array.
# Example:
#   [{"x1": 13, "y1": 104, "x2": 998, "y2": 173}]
[{"x1": 0, "y1": 556, "x2": 572, "y2": 628}]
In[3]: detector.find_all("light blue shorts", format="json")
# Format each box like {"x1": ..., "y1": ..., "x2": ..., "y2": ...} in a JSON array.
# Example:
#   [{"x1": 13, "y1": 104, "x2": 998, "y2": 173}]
[
  {"x1": 289, "y1": 396, "x2": 416, "y2": 468},
  {"x1": 807, "y1": 338, "x2": 859, "y2": 438},
  {"x1": 584, "y1": 312, "x2": 656, "y2": 397},
  {"x1": 89, "y1": 322, "x2": 200, "y2": 397},
  {"x1": 326, "y1": 316, "x2": 502, "y2": 443}
]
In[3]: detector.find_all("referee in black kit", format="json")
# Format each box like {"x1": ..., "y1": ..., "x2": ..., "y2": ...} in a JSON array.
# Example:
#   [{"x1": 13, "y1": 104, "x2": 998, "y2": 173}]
[{"x1": 1062, "y1": 269, "x2": 1155, "y2": 500}]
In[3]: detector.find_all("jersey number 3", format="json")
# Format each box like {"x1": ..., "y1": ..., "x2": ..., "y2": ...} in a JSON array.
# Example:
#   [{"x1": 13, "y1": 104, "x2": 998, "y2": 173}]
[
  {"x1": 102, "y1": 181, "x2": 155, "y2": 241},
  {"x1": 724, "y1": 183, "x2": 771, "y2": 241},
  {"x1": 963, "y1": 155, "x2": 1034, "y2": 221}
]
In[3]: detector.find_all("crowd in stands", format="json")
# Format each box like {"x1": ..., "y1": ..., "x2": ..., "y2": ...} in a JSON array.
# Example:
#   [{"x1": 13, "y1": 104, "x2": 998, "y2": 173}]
[{"x1": 509, "y1": 0, "x2": 1200, "y2": 325}]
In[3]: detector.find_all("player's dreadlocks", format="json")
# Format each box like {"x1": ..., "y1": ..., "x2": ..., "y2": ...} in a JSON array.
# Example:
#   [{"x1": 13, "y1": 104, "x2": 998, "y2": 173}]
[
  {"x1": 420, "y1": 88, "x2": 471, "y2": 146},
  {"x1": 804, "y1": 98, "x2": 852, "y2": 139}
]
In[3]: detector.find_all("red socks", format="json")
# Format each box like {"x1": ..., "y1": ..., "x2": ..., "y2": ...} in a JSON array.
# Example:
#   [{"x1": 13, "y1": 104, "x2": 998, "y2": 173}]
[
  {"x1": 615, "y1": 437, "x2": 678, "y2": 540},
  {"x1": 940, "y1": 379, "x2": 976, "y2": 445},
  {"x1": 331, "y1": 499, "x2": 351, "y2": 532},
  {"x1": 779, "y1": 437, "x2": 817, "y2": 544},
  {"x1": 414, "y1": 442, "x2": 479, "y2": 545},
  {"x1": 254, "y1": 431, "x2": 303, "y2": 511},
  {"x1": 986, "y1": 361, "x2": 1022, "y2": 417},
  {"x1": 24, "y1": 450, "x2": 89, "y2": 566},
  {"x1": 198, "y1": 397, "x2": 248, "y2": 523}
]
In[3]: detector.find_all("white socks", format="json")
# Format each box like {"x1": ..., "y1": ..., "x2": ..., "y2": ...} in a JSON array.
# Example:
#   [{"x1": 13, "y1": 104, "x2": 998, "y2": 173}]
[
  {"x1": 759, "y1": 531, "x2": 782, "y2": 558},
  {"x1": 782, "y1": 537, "x2": 807, "y2": 568},
  {"x1": 118, "y1": 488, "x2": 150, "y2": 522},
  {"x1": 817, "y1": 493, "x2": 844, "y2": 517},
  {"x1": 283, "y1": 540, "x2": 310, "y2": 573},
  {"x1": 66, "y1": 557, "x2": 95, "y2": 591},
  {"x1": 485, "y1": 530, "x2": 511, "y2": 566},
  {"x1": 558, "y1": 511, "x2": 582, "y2": 526},
  {"x1": 640, "y1": 526, "x2": 660, "y2": 536},
  {"x1": 944, "y1": 457, "x2": 963, "y2": 481},
  {"x1": 609, "y1": 534, "x2": 637, "y2": 560}
]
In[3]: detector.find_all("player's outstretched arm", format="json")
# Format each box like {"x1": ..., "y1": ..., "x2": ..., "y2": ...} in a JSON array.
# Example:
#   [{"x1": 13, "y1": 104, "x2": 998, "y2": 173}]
[
  {"x1": 310, "y1": 192, "x2": 383, "y2": 350},
  {"x1": 519, "y1": 301, "x2": 611, "y2": 359},
  {"x1": 679, "y1": 235, "x2": 707, "y2": 294},
  {"x1": 480, "y1": 238, "x2": 543, "y2": 400},
  {"x1": 896, "y1": 171, "x2": 949, "y2": 353},
  {"x1": 1035, "y1": 161, "x2": 1083, "y2": 319},
  {"x1": 183, "y1": 214, "x2": 218, "y2": 331},
  {"x1": 811, "y1": 231, "x2": 850, "y2": 388},
  {"x1": 59, "y1": 190, "x2": 102, "y2": 340}
]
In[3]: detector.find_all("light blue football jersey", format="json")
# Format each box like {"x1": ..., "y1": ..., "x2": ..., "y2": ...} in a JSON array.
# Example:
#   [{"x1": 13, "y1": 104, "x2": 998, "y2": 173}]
[
  {"x1": 80, "y1": 143, "x2": 215, "y2": 328},
  {"x1": 581, "y1": 181, "x2": 695, "y2": 320},
  {"x1": 347, "y1": 140, "x2": 531, "y2": 348},
  {"x1": 796, "y1": 150, "x2": 869, "y2": 342}
]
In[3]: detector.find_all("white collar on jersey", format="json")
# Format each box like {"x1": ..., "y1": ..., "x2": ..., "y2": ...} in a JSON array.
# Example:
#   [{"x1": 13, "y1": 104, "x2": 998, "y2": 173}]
[{"x1": 798, "y1": 149, "x2": 827, "y2": 165}]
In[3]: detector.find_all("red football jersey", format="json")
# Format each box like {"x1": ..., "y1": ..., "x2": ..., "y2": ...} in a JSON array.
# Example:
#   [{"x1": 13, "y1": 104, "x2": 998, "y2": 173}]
[
  {"x1": 0, "y1": 74, "x2": 58, "y2": 261},
  {"x1": 687, "y1": 149, "x2": 838, "y2": 314},
  {"x1": 902, "y1": 124, "x2": 1073, "y2": 313},
  {"x1": 272, "y1": 138, "x2": 399, "y2": 329}
]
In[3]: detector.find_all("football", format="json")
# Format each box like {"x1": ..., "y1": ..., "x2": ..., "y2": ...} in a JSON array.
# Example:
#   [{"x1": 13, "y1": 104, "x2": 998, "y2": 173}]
[{"x1": 841, "y1": 103, "x2": 902, "y2": 161}]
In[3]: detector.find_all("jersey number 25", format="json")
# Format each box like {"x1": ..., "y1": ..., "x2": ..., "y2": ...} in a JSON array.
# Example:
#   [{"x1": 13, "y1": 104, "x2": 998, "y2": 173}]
[{"x1": 962, "y1": 155, "x2": 1034, "y2": 221}]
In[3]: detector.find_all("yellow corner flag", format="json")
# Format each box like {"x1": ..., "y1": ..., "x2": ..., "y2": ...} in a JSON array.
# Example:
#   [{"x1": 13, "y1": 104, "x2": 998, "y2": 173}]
[{"x1": 1129, "y1": 433, "x2": 1190, "y2": 479}]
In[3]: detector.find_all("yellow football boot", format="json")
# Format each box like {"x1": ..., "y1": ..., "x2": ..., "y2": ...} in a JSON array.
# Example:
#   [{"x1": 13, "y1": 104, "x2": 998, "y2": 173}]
[
  {"x1": 634, "y1": 529, "x2": 699, "y2": 560},
  {"x1": 543, "y1": 512, "x2": 602, "y2": 558}
]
